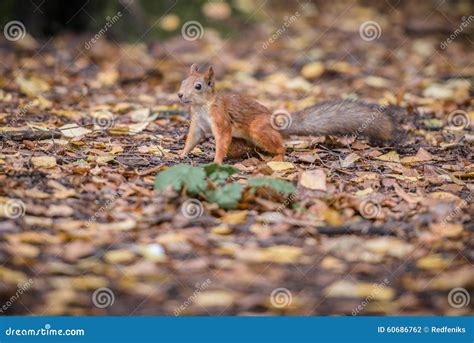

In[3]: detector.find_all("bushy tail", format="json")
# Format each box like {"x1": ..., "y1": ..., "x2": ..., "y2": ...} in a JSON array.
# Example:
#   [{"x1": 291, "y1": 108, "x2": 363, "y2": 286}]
[{"x1": 280, "y1": 99, "x2": 404, "y2": 145}]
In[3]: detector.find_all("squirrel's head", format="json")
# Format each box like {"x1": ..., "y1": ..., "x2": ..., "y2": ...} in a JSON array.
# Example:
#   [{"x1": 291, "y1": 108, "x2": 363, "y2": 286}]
[{"x1": 178, "y1": 64, "x2": 215, "y2": 105}]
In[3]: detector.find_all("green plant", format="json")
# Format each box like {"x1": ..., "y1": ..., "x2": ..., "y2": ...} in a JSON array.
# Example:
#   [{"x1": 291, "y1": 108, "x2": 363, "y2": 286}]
[{"x1": 155, "y1": 163, "x2": 295, "y2": 209}]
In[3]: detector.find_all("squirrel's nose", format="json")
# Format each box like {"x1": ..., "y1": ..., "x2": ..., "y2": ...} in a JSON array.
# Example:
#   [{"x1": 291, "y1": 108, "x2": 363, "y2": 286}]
[{"x1": 178, "y1": 92, "x2": 183, "y2": 99}]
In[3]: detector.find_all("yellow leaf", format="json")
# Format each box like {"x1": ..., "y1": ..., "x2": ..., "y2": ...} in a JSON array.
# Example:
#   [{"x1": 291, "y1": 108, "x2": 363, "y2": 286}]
[
  {"x1": 109, "y1": 145, "x2": 124, "y2": 154},
  {"x1": 320, "y1": 256, "x2": 345, "y2": 271},
  {"x1": 324, "y1": 280, "x2": 394, "y2": 300},
  {"x1": 322, "y1": 208, "x2": 342, "y2": 226},
  {"x1": 267, "y1": 161, "x2": 295, "y2": 171},
  {"x1": 15, "y1": 76, "x2": 50, "y2": 96},
  {"x1": 31, "y1": 156, "x2": 56, "y2": 168},
  {"x1": 0, "y1": 266, "x2": 28, "y2": 285},
  {"x1": 355, "y1": 283, "x2": 395, "y2": 301},
  {"x1": 221, "y1": 211, "x2": 247, "y2": 224},
  {"x1": 94, "y1": 218, "x2": 137, "y2": 231},
  {"x1": 72, "y1": 276, "x2": 108, "y2": 290},
  {"x1": 211, "y1": 225, "x2": 233, "y2": 235},
  {"x1": 375, "y1": 151, "x2": 400, "y2": 163},
  {"x1": 37, "y1": 95, "x2": 52, "y2": 109},
  {"x1": 355, "y1": 187, "x2": 374, "y2": 197},
  {"x1": 104, "y1": 249, "x2": 136, "y2": 264},
  {"x1": 430, "y1": 223, "x2": 464, "y2": 238},
  {"x1": 195, "y1": 291, "x2": 235, "y2": 307},
  {"x1": 365, "y1": 237, "x2": 414, "y2": 258},
  {"x1": 263, "y1": 245, "x2": 303, "y2": 264},
  {"x1": 301, "y1": 62, "x2": 325, "y2": 79},
  {"x1": 300, "y1": 169, "x2": 326, "y2": 191},
  {"x1": 96, "y1": 155, "x2": 115, "y2": 164},
  {"x1": 401, "y1": 148, "x2": 434, "y2": 164},
  {"x1": 416, "y1": 254, "x2": 450, "y2": 270},
  {"x1": 384, "y1": 174, "x2": 418, "y2": 182}
]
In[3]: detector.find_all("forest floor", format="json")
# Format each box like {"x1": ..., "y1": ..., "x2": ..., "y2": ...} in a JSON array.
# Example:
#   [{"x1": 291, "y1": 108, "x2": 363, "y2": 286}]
[{"x1": 0, "y1": 1, "x2": 473, "y2": 315}]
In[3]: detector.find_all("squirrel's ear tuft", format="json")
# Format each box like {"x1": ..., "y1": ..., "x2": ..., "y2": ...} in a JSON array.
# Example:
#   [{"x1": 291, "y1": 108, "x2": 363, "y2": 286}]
[
  {"x1": 205, "y1": 66, "x2": 214, "y2": 86},
  {"x1": 189, "y1": 63, "x2": 199, "y2": 74}
]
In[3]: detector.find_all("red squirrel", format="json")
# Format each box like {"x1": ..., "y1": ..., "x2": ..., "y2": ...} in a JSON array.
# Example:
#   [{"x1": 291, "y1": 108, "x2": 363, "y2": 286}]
[{"x1": 178, "y1": 64, "x2": 402, "y2": 164}]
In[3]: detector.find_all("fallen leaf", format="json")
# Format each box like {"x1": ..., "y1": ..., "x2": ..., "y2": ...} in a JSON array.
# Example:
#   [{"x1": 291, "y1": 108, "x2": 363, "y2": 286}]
[
  {"x1": 104, "y1": 249, "x2": 136, "y2": 264},
  {"x1": 31, "y1": 156, "x2": 57, "y2": 168},
  {"x1": 430, "y1": 223, "x2": 464, "y2": 238},
  {"x1": 300, "y1": 169, "x2": 327, "y2": 191},
  {"x1": 341, "y1": 152, "x2": 361, "y2": 168},
  {"x1": 221, "y1": 211, "x2": 248, "y2": 224},
  {"x1": 59, "y1": 124, "x2": 92, "y2": 138},
  {"x1": 324, "y1": 280, "x2": 394, "y2": 301},
  {"x1": 301, "y1": 61, "x2": 325, "y2": 79},
  {"x1": 267, "y1": 161, "x2": 295, "y2": 171},
  {"x1": 416, "y1": 254, "x2": 450, "y2": 271},
  {"x1": 375, "y1": 151, "x2": 400, "y2": 163},
  {"x1": 195, "y1": 291, "x2": 235, "y2": 307}
]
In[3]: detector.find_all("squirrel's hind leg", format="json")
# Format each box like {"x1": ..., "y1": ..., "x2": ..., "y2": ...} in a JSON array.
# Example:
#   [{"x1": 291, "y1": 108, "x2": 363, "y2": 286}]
[
  {"x1": 249, "y1": 117, "x2": 285, "y2": 161},
  {"x1": 227, "y1": 138, "x2": 256, "y2": 158}
]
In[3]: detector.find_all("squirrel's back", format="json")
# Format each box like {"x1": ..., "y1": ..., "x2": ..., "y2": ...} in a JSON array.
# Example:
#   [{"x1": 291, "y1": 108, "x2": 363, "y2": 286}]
[{"x1": 282, "y1": 99, "x2": 404, "y2": 145}]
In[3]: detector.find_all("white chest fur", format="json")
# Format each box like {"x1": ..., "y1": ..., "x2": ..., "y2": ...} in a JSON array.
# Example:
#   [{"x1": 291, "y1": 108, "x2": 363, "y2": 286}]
[{"x1": 192, "y1": 105, "x2": 212, "y2": 134}]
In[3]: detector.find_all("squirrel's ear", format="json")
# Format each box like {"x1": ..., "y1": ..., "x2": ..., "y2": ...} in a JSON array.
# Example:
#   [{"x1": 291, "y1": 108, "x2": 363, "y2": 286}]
[
  {"x1": 205, "y1": 66, "x2": 214, "y2": 86},
  {"x1": 189, "y1": 63, "x2": 199, "y2": 74}
]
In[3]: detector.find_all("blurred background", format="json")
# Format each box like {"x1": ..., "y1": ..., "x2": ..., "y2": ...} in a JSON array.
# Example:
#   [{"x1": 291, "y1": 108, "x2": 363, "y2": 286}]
[
  {"x1": 0, "y1": 0, "x2": 471, "y2": 106},
  {"x1": 0, "y1": 0, "x2": 472, "y2": 316}
]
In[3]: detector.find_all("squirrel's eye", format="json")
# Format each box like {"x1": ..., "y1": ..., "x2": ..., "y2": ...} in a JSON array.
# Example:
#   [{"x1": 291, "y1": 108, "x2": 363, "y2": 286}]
[{"x1": 194, "y1": 83, "x2": 202, "y2": 90}]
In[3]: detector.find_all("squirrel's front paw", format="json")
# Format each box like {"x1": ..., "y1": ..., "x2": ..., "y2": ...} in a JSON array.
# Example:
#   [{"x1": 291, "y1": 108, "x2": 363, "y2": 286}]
[{"x1": 178, "y1": 151, "x2": 187, "y2": 159}]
